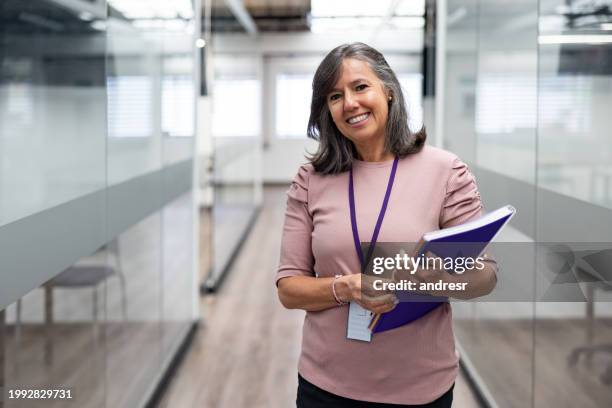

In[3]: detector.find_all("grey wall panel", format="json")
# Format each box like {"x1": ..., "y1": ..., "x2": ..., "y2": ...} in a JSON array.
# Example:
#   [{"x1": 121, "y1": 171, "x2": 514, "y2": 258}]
[
  {"x1": 537, "y1": 188, "x2": 612, "y2": 242},
  {"x1": 476, "y1": 167, "x2": 612, "y2": 242},
  {"x1": 0, "y1": 190, "x2": 106, "y2": 310},
  {"x1": 475, "y1": 167, "x2": 536, "y2": 237},
  {"x1": 107, "y1": 171, "x2": 162, "y2": 241},
  {"x1": 0, "y1": 159, "x2": 193, "y2": 310},
  {"x1": 107, "y1": 159, "x2": 193, "y2": 240},
  {"x1": 162, "y1": 159, "x2": 193, "y2": 207}
]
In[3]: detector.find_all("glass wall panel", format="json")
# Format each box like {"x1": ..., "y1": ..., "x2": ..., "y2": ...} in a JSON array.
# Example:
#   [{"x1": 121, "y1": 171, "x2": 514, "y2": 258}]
[
  {"x1": 0, "y1": 0, "x2": 106, "y2": 227},
  {"x1": 158, "y1": 11, "x2": 195, "y2": 357},
  {"x1": 161, "y1": 27, "x2": 195, "y2": 166},
  {"x1": 446, "y1": 1, "x2": 538, "y2": 407},
  {"x1": 0, "y1": 255, "x2": 108, "y2": 407},
  {"x1": 535, "y1": 1, "x2": 612, "y2": 407},
  {"x1": 105, "y1": 214, "x2": 161, "y2": 408},
  {"x1": 0, "y1": 1, "x2": 109, "y2": 405},
  {"x1": 474, "y1": 2, "x2": 538, "y2": 186},
  {"x1": 0, "y1": 0, "x2": 198, "y2": 407},
  {"x1": 104, "y1": 4, "x2": 163, "y2": 404},
  {"x1": 106, "y1": 1, "x2": 163, "y2": 186},
  {"x1": 446, "y1": 0, "x2": 612, "y2": 406},
  {"x1": 161, "y1": 193, "x2": 194, "y2": 356},
  {"x1": 444, "y1": 1, "x2": 479, "y2": 339},
  {"x1": 206, "y1": 51, "x2": 261, "y2": 289},
  {"x1": 443, "y1": 0, "x2": 478, "y2": 163},
  {"x1": 537, "y1": 1, "x2": 612, "y2": 210},
  {"x1": 474, "y1": 0, "x2": 538, "y2": 402},
  {"x1": 104, "y1": 0, "x2": 197, "y2": 406}
]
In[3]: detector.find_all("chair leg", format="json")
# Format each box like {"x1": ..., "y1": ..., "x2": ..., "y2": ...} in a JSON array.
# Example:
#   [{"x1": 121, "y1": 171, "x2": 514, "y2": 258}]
[
  {"x1": 118, "y1": 274, "x2": 127, "y2": 321},
  {"x1": 44, "y1": 285, "x2": 53, "y2": 366},
  {"x1": 586, "y1": 284, "x2": 595, "y2": 365},
  {"x1": 92, "y1": 287, "x2": 98, "y2": 342},
  {"x1": 15, "y1": 299, "x2": 22, "y2": 345}
]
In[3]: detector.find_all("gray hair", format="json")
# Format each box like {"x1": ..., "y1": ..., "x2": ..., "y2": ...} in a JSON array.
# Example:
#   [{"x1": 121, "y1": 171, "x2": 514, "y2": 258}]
[{"x1": 307, "y1": 42, "x2": 426, "y2": 174}]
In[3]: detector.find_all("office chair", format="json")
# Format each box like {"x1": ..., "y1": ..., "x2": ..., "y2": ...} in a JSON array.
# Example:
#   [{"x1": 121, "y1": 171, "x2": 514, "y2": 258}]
[
  {"x1": 14, "y1": 239, "x2": 127, "y2": 348},
  {"x1": 561, "y1": 248, "x2": 612, "y2": 385}
]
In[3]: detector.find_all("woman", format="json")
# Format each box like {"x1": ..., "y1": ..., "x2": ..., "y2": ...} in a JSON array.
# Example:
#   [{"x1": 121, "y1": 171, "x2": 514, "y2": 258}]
[{"x1": 276, "y1": 42, "x2": 497, "y2": 408}]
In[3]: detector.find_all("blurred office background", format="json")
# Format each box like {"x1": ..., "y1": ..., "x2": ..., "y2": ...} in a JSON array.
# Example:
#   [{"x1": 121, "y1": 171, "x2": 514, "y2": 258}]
[{"x1": 1, "y1": 0, "x2": 611, "y2": 407}]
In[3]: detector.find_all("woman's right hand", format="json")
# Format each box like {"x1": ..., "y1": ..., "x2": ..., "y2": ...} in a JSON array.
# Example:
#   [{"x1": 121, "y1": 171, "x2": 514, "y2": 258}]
[{"x1": 336, "y1": 274, "x2": 398, "y2": 314}]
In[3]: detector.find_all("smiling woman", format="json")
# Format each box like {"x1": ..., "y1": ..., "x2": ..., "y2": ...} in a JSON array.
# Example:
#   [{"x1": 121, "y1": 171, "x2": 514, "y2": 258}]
[
  {"x1": 306, "y1": 42, "x2": 426, "y2": 174},
  {"x1": 275, "y1": 42, "x2": 497, "y2": 408},
  {"x1": 326, "y1": 58, "x2": 391, "y2": 162}
]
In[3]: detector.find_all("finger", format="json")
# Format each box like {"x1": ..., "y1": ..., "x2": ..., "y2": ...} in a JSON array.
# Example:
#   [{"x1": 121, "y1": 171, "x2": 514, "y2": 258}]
[
  {"x1": 368, "y1": 301, "x2": 398, "y2": 315},
  {"x1": 363, "y1": 292, "x2": 396, "y2": 304},
  {"x1": 376, "y1": 302, "x2": 398, "y2": 314},
  {"x1": 361, "y1": 276, "x2": 395, "y2": 296},
  {"x1": 362, "y1": 293, "x2": 397, "y2": 309}
]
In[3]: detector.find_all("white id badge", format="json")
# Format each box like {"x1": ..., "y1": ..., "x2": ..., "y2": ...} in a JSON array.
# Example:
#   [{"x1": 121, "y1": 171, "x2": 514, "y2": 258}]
[{"x1": 346, "y1": 302, "x2": 372, "y2": 342}]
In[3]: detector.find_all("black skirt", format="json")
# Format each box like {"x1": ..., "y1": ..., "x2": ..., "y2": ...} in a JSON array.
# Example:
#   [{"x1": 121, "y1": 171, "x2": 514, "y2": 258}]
[{"x1": 296, "y1": 374, "x2": 454, "y2": 408}]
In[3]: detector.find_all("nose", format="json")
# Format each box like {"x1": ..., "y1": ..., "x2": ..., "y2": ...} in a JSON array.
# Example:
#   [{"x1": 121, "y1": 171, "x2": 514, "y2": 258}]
[{"x1": 343, "y1": 91, "x2": 358, "y2": 111}]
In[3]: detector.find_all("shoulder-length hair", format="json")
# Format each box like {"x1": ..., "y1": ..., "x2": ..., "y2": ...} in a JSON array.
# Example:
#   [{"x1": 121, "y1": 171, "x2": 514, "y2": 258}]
[{"x1": 307, "y1": 42, "x2": 426, "y2": 175}]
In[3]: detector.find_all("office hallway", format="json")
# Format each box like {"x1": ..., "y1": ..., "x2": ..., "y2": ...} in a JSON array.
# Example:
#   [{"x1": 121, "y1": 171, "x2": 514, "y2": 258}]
[{"x1": 156, "y1": 187, "x2": 481, "y2": 408}]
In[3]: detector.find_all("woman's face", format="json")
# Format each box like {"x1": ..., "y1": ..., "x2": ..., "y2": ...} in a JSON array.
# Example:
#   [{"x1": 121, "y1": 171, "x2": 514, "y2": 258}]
[{"x1": 327, "y1": 58, "x2": 389, "y2": 150}]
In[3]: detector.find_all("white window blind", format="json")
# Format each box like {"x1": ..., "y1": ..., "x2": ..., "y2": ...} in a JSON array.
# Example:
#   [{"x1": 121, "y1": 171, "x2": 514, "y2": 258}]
[
  {"x1": 107, "y1": 76, "x2": 152, "y2": 138},
  {"x1": 476, "y1": 74, "x2": 591, "y2": 134},
  {"x1": 162, "y1": 76, "x2": 194, "y2": 137}
]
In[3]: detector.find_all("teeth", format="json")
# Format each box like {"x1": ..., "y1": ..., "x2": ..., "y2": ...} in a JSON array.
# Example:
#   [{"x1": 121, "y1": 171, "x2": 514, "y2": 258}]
[{"x1": 348, "y1": 113, "x2": 369, "y2": 124}]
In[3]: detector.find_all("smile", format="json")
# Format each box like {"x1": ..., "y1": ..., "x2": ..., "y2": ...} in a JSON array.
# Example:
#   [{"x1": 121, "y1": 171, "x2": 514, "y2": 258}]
[{"x1": 346, "y1": 112, "x2": 370, "y2": 125}]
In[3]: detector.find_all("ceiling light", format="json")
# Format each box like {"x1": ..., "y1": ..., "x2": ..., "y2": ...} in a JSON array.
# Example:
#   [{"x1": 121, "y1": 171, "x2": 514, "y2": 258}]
[
  {"x1": 90, "y1": 20, "x2": 107, "y2": 31},
  {"x1": 311, "y1": 0, "x2": 424, "y2": 18},
  {"x1": 78, "y1": 12, "x2": 94, "y2": 21},
  {"x1": 539, "y1": 34, "x2": 612, "y2": 44}
]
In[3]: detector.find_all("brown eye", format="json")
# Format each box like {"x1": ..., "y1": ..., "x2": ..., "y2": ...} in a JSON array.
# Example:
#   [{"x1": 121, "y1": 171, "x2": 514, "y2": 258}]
[
  {"x1": 329, "y1": 93, "x2": 341, "y2": 101},
  {"x1": 356, "y1": 84, "x2": 367, "y2": 91}
]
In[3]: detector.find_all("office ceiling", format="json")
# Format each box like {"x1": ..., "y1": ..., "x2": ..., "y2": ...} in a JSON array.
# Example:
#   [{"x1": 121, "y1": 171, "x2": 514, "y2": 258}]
[{"x1": 210, "y1": 0, "x2": 311, "y2": 32}]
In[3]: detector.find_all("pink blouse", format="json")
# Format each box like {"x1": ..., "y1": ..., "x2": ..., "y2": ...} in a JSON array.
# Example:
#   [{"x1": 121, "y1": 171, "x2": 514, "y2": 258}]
[{"x1": 276, "y1": 145, "x2": 490, "y2": 405}]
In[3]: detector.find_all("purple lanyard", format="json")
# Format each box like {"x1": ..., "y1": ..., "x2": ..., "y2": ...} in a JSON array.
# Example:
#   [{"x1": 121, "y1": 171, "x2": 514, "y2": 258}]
[{"x1": 349, "y1": 156, "x2": 399, "y2": 272}]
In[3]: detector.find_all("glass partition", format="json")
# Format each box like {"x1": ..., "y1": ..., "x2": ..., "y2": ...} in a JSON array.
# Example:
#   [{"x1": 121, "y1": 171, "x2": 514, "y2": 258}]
[
  {"x1": 0, "y1": 0, "x2": 107, "y2": 228},
  {"x1": 1, "y1": 274, "x2": 106, "y2": 407},
  {"x1": 0, "y1": 0, "x2": 199, "y2": 407},
  {"x1": 205, "y1": 52, "x2": 262, "y2": 290},
  {"x1": 534, "y1": 1, "x2": 612, "y2": 407},
  {"x1": 444, "y1": 0, "x2": 612, "y2": 407},
  {"x1": 443, "y1": 0, "x2": 478, "y2": 163},
  {"x1": 105, "y1": 214, "x2": 162, "y2": 408}
]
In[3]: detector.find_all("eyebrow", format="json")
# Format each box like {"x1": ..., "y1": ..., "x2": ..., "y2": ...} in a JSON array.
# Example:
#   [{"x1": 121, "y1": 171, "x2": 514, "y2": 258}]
[{"x1": 329, "y1": 78, "x2": 371, "y2": 93}]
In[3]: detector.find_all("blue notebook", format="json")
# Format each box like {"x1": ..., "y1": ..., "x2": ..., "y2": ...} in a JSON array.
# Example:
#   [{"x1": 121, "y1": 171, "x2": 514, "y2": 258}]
[{"x1": 369, "y1": 205, "x2": 516, "y2": 334}]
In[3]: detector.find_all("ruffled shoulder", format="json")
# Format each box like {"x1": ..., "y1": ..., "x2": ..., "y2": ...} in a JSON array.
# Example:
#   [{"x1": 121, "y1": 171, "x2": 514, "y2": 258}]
[
  {"x1": 440, "y1": 157, "x2": 482, "y2": 227},
  {"x1": 287, "y1": 164, "x2": 313, "y2": 204}
]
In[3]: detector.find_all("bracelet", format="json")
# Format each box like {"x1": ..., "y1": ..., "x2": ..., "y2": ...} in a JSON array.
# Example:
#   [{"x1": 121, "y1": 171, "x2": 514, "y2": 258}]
[{"x1": 332, "y1": 274, "x2": 347, "y2": 305}]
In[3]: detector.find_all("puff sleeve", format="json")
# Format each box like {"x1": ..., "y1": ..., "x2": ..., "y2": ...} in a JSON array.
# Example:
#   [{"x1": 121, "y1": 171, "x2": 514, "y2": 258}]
[
  {"x1": 439, "y1": 158, "x2": 483, "y2": 228},
  {"x1": 439, "y1": 157, "x2": 498, "y2": 295},
  {"x1": 276, "y1": 165, "x2": 315, "y2": 285}
]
